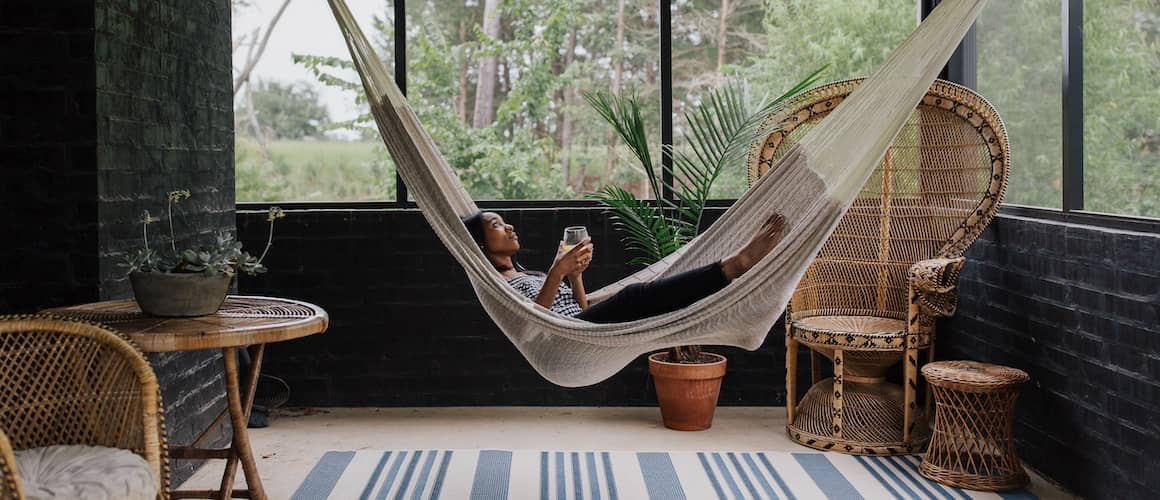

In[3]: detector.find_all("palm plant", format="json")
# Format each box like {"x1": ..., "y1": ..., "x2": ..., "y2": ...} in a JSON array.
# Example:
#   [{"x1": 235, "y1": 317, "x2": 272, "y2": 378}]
[{"x1": 585, "y1": 68, "x2": 826, "y2": 363}]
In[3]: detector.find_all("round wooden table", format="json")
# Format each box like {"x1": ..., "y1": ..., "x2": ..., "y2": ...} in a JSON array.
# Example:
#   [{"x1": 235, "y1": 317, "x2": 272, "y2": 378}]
[{"x1": 43, "y1": 295, "x2": 329, "y2": 500}]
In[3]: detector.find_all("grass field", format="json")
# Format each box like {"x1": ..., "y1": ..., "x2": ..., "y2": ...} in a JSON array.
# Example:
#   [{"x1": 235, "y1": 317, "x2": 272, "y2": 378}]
[
  {"x1": 236, "y1": 138, "x2": 396, "y2": 202},
  {"x1": 266, "y1": 140, "x2": 384, "y2": 168},
  {"x1": 235, "y1": 138, "x2": 754, "y2": 202}
]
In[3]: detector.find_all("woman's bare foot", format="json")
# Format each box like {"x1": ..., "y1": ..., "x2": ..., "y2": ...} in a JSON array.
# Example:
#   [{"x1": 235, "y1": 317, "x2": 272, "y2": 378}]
[{"x1": 721, "y1": 213, "x2": 788, "y2": 280}]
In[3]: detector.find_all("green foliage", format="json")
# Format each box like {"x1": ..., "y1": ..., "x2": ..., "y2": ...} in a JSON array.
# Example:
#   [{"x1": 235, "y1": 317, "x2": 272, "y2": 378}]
[
  {"x1": 123, "y1": 229, "x2": 256, "y2": 277},
  {"x1": 586, "y1": 70, "x2": 824, "y2": 267},
  {"x1": 290, "y1": 53, "x2": 380, "y2": 139},
  {"x1": 586, "y1": 68, "x2": 823, "y2": 364},
  {"x1": 751, "y1": 0, "x2": 913, "y2": 88},
  {"x1": 241, "y1": 0, "x2": 1157, "y2": 218},
  {"x1": 401, "y1": 0, "x2": 597, "y2": 200},
  {"x1": 699, "y1": 0, "x2": 914, "y2": 198},
  {"x1": 171, "y1": 233, "x2": 262, "y2": 275},
  {"x1": 1081, "y1": 0, "x2": 1159, "y2": 217},
  {"x1": 585, "y1": 91, "x2": 677, "y2": 265},
  {"x1": 238, "y1": 80, "x2": 331, "y2": 140},
  {"x1": 270, "y1": 0, "x2": 901, "y2": 202},
  {"x1": 122, "y1": 193, "x2": 283, "y2": 277},
  {"x1": 977, "y1": 0, "x2": 1159, "y2": 217},
  {"x1": 454, "y1": 128, "x2": 574, "y2": 200},
  {"x1": 976, "y1": 0, "x2": 1063, "y2": 209}
]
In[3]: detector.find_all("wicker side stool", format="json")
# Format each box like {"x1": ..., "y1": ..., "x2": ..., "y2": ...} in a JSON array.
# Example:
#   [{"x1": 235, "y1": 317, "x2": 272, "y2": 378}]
[{"x1": 920, "y1": 360, "x2": 1029, "y2": 491}]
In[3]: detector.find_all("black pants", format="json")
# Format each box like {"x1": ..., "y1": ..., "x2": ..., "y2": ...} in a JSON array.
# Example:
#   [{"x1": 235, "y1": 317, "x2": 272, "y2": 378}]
[{"x1": 576, "y1": 262, "x2": 730, "y2": 324}]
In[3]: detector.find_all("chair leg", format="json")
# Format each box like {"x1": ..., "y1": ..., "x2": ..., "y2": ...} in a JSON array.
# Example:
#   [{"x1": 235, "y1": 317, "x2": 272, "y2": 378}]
[
  {"x1": 905, "y1": 286, "x2": 920, "y2": 445},
  {"x1": 904, "y1": 339, "x2": 919, "y2": 444},
  {"x1": 832, "y1": 349, "x2": 844, "y2": 440},
  {"x1": 810, "y1": 350, "x2": 821, "y2": 385},
  {"x1": 925, "y1": 341, "x2": 936, "y2": 421},
  {"x1": 786, "y1": 326, "x2": 798, "y2": 425}
]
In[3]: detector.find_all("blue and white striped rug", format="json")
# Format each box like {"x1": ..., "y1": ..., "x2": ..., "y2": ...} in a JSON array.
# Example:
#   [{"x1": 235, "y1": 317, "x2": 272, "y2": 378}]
[{"x1": 291, "y1": 450, "x2": 1037, "y2": 500}]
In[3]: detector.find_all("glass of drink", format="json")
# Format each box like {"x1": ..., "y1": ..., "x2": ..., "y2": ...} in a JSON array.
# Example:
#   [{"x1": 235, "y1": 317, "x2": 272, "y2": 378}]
[{"x1": 561, "y1": 226, "x2": 589, "y2": 252}]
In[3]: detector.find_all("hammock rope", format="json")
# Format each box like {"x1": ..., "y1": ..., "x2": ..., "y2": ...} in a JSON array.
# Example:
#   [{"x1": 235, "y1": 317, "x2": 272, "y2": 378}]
[{"x1": 327, "y1": 0, "x2": 990, "y2": 387}]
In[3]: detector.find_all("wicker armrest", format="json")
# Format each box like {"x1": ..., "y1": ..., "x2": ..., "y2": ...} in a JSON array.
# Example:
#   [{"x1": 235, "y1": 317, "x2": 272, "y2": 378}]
[
  {"x1": 908, "y1": 257, "x2": 966, "y2": 317},
  {"x1": 0, "y1": 315, "x2": 168, "y2": 499},
  {"x1": 0, "y1": 428, "x2": 24, "y2": 500}
]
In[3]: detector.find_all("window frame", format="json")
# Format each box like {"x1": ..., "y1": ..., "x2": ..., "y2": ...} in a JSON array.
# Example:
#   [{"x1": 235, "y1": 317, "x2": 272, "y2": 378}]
[
  {"x1": 927, "y1": 0, "x2": 1157, "y2": 228},
  {"x1": 238, "y1": 0, "x2": 1159, "y2": 233}
]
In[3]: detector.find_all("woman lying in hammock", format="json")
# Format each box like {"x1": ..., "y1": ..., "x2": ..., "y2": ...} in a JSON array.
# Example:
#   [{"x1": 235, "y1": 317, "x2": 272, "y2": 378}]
[{"x1": 462, "y1": 211, "x2": 788, "y2": 323}]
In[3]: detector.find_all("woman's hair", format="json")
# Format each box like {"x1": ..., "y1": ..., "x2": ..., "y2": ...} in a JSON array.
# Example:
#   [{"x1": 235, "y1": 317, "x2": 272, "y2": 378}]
[
  {"x1": 461, "y1": 211, "x2": 533, "y2": 274},
  {"x1": 461, "y1": 211, "x2": 489, "y2": 250}
]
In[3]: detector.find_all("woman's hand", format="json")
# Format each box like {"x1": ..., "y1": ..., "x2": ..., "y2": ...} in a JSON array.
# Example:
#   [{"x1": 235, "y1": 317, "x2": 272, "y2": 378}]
[
  {"x1": 549, "y1": 237, "x2": 593, "y2": 279},
  {"x1": 569, "y1": 240, "x2": 594, "y2": 278}
]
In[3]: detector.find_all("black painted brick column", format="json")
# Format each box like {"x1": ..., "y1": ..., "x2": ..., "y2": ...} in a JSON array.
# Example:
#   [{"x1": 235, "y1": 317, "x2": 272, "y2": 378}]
[
  {"x1": 95, "y1": 0, "x2": 235, "y2": 484},
  {"x1": 941, "y1": 214, "x2": 1160, "y2": 500}
]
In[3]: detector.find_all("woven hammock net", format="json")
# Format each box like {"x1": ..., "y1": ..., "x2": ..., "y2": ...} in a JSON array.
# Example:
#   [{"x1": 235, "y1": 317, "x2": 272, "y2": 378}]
[{"x1": 327, "y1": 0, "x2": 990, "y2": 387}]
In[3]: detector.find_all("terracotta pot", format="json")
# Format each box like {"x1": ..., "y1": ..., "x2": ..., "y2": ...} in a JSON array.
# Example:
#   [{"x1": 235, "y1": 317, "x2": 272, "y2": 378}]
[
  {"x1": 129, "y1": 271, "x2": 232, "y2": 317},
  {"x1": 648, "y1": 352, "x2": 727, "y2": 431}
]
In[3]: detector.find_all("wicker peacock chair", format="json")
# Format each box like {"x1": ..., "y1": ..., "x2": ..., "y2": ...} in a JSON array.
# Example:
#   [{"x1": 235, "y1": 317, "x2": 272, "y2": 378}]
[
  {"x1": 748, "y1": 78, "x2": 1009, "y2": 455},
  {"x1": 0, "y1": 315, "x2": 168, "y2": 499}
]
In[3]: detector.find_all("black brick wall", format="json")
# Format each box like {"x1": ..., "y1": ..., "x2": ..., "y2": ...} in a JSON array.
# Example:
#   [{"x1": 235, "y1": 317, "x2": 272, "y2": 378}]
[
  {"x1": 237, "y1": 207, "x2": 802, "y2": 407},
  {"x1": 0, "y1": 1, "x2": 100, "y2": 312},
  {"x1": 942, "y1": 214, "x2": 1159, "y2": 500},
  {"x1": 94, "y1": 0, "x2": 235, "y2": 484},
  {"x1": 1, "y1": 0, "x2": 235, "y2": 486}
]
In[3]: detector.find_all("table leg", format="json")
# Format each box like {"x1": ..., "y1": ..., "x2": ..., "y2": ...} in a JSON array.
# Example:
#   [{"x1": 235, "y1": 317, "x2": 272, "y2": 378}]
[{"x1": 218, "y1": 345, "x2": 268, "y2": 500}]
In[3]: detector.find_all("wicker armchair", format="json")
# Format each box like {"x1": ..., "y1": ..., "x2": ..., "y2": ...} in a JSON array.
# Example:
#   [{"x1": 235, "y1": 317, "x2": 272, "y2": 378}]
[
  {"x1": 0, "y1": 429, "x2": 20, "y2": 499},
  {"x1": 0, "y1": 315, "x2": 168, "y2": 499},
  {"x1": 748, "y1": 79, "x2": 1009, "y2": 455}
]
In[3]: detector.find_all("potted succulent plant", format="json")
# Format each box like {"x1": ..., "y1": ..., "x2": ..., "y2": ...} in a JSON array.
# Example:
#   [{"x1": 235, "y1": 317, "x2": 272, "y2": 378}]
[
  {"x1": 586, "y1": 69, "x2": 823, "y2": 430},
  {"x1": 121, "y1": 190, "x2": 285, "y2": 317}
]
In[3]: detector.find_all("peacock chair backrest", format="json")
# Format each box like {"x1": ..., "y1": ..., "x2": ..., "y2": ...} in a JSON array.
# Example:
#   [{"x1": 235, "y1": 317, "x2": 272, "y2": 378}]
[{"x1": 748, "y1": 78, "x2": 1009, "y2": 321}]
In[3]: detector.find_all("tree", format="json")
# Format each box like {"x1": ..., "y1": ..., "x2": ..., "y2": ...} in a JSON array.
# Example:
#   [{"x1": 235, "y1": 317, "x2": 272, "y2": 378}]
[
  {"x1": 233, "y1": 0, "x2": 293, "y2": 97},
  {"x1": 472, "y1": 0, "x2": 503, "y2": 128},
  {"x1": 558, "y1": 29, "x2": 579, "y2": 189},
  {"x1": 284, "y1": 0, "x2": 927, "y2": 203},
  {"x1": 976, "y1": 0, "x2": 1159, "y2": 217},
  {"x1": 236, "y1": 80, "x2": 330, "y2": 140},
  {"x1": 605, "y1": 0, "x2": 627, "y2": 189},
  {"x1": 1079, "y1": 0, "x2": 1159, "y2": 217},
  {"x1": 672, "y1": 0, "x2": 913, "y2": 198},
  {"x1": 976, "y1": 0, "x2": 1063, "y2": 209}
]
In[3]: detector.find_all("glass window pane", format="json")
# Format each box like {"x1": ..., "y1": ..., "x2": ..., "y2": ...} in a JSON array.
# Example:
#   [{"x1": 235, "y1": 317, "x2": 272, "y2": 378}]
[
  {"x1": 672, "y1": 0, "x2": 915, "y2": 199},
  {"x1": 977, "y1": 0, "x2": 1063, "y2": 209},
  {"x1": 233, "y1": 0, "x2": 396, "y2": 202},
  {"x1": 405, "y1": 0, "x2": 660, "y2": 201},
  {"x1": 1083, "y1": 0, "x2": 1160, "y2": 218}
]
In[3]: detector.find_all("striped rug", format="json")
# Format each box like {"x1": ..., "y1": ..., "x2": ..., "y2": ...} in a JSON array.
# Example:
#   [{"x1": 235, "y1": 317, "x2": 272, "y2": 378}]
[{"x1": 291, "y1": 450, "x2": 1037, "y2": 500}]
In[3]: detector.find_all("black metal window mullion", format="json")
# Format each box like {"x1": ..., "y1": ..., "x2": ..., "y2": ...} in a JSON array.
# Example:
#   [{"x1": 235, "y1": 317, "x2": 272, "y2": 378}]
[
  {"x1": 934, "y1": 0, "x2": 1085, "y2": 212},
  {"x1": 1062, "y1": 0, "x2": 1084, "y2": 211},
  {"x1": 945, "y1": 22, "x2": 976, "y2": 89},
  {"x1": 394, "y1": 0, "x2": 409, "y2": 206},
  {"x1": 385, "y1": 0, "x2": 1074, "y2": 211},
  {"x1": 921, "y1": 0, "x2": 976, "y2": 89},
  {"x1": 660, "y1": 0, "x2": 674, "y2": 202}
]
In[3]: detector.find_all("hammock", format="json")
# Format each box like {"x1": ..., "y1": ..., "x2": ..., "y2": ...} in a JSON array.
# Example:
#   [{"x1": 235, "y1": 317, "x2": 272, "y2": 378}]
[{"x1": 327, "y1": 0, "x2": 989, "y2": 387}]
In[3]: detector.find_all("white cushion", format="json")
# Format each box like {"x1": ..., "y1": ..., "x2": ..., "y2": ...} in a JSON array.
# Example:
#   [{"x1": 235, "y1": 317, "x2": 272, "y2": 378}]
[{"x1": 15, "y1": 445, "x2": 157, "y2": 500}]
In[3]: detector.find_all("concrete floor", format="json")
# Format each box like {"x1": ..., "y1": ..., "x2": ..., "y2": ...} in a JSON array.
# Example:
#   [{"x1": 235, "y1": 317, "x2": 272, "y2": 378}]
[{"x1": 179, "y1": 407, "x2": 1075, "y2": 499}]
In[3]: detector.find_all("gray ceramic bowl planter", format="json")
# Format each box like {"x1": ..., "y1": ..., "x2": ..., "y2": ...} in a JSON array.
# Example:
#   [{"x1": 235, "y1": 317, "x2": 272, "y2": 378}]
[{"x1": 129, "y1": 271, "x2": 233, "y2": 317}]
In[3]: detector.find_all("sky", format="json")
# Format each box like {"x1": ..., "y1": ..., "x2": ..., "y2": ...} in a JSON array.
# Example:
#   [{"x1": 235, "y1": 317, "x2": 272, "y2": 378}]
[{"x1": 232, "y1": 0, "x2": 386, "y2": 124}]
